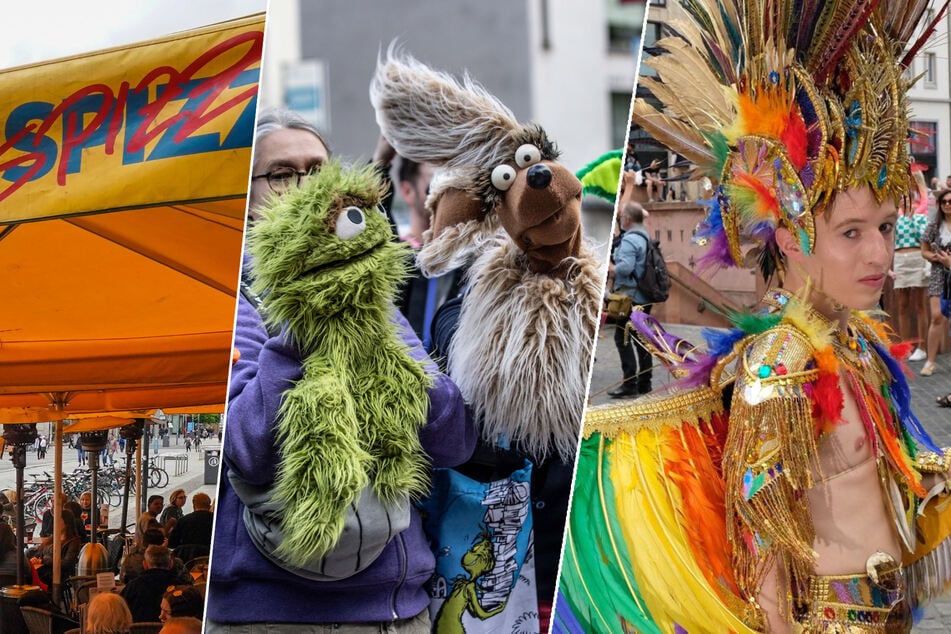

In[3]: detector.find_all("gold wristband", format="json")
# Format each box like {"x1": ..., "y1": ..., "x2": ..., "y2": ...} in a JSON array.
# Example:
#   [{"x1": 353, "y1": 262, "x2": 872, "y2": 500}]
[{"x1": 916, "y1": 450, "x2": 951, "y2": 475}]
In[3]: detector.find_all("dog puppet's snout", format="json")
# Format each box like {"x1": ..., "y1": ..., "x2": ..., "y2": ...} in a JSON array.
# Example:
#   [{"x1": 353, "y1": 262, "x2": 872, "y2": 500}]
[{"x1": 526, "y1": 163, "x2": 552, "y2": 189}]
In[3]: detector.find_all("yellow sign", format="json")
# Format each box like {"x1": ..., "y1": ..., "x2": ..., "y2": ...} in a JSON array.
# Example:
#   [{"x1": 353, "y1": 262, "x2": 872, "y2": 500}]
[{"x1": 0, "y1": 14, "x2": 263, "y2": 223}]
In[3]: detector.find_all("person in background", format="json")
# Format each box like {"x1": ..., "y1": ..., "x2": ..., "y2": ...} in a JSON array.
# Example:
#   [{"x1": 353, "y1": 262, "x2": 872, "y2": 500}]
[
  {"x1": 86, "y1": 592, "x2": 133, "y2": 634},
  {"x1": 120, "y1": 545, "x2": 193, "y2": 622},
  {"x1": 0, "y1": 522, "x2": 26, "y2": 579},
  {"x1": 158, "y1": 489, "x2": 187, "y2": 535},
  {"x1": 608, "y1": 202, "x2": 655, "y2": 398},
  {"x1": 160, "y1": 585, "x2": 205, "y2": 622},
  {"x1": 920, "y1": 189, "x2": 951, "y2": 376},
  {"x1": 394, "y1": 156, "x2": 465, "y2": 350},
  {"x1": 31, "y1": 508, "x2": 82, "y2": 587},
  {"x1": 136, "y1": 495, "x2": 164, "y2": 547},
  {"x1": 891, "y1": 185, "x2": 930, "y2": 363}
]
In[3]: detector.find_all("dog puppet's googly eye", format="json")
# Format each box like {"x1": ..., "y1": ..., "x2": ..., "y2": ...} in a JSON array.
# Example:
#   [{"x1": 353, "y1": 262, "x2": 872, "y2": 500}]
[
  {"x1": 514, "y1": 144, "x2": 542, "y2": 169},
  {"x1": 491, "y1": 164, "x2": 516, "y2": 191},
  {"x1": 335, "y1": 206, "x2": 366, "y2": 240}
]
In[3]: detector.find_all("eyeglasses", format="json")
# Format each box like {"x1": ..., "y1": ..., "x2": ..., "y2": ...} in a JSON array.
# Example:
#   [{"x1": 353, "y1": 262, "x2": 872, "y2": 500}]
[
  {"x1": 941, "y1": 199, "x2": 951, "y2": 206},
  {"x1": 251, "y1": 166, "x2": 318, "y2": 194}
]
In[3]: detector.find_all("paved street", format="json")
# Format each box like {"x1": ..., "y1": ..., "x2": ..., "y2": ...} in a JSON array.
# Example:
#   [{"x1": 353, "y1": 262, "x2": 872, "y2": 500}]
[{"x1": 589, "y1": 320, "x2": 951, "y2": 631}]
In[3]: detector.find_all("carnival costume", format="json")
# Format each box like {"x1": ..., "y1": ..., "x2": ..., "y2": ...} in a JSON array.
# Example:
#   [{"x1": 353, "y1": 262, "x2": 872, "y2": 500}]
[{"x1": 553, "y1": 1, "x2": 951, "y2": 632}]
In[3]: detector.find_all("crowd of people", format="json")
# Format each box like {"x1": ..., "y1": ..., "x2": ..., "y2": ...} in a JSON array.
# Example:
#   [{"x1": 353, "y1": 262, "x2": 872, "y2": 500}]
[{"x1": 0, "y1": 481, "x2": 214, "y2": 631}]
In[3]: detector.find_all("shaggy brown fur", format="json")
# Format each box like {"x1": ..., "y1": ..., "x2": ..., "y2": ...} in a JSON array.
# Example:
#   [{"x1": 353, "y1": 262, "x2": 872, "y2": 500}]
[{"x1": 369, "y1": 48, "x2": 603, "y2": 459}]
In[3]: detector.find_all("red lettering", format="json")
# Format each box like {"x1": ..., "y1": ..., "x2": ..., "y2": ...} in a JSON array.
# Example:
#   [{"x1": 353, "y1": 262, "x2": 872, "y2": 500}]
[
  {"x1": 171, "y1": 31, "x2": 262, "y2": 142},
  {"x1": 32, "y1": 84, "x2": 114, "y2": 186},
  {"x1": 0, "y1": 125, "x2": 47, "y2": 203},
  {"x1": 126, "y1": 31, "x2": 262, "y2": 153},
  {"x1": 105, "y1": 82, "x2": 130, "y2": 156}
]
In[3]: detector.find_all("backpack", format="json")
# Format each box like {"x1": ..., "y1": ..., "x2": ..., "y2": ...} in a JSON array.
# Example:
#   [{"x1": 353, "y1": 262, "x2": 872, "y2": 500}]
[{"x1": 632, "y1": 231, "x2": 670, "y2": 303}]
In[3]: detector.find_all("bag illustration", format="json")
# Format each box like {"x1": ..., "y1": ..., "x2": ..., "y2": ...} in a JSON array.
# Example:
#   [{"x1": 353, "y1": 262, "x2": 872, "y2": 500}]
[{"x1": 418, "y1": 461, "x2": 538, "y2": 633}]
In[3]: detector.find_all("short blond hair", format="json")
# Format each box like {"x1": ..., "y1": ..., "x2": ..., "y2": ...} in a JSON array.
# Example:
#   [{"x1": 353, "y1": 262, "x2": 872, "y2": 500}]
[{"x1": 86, "y1": 592, "x2": 132, "y2": 633}]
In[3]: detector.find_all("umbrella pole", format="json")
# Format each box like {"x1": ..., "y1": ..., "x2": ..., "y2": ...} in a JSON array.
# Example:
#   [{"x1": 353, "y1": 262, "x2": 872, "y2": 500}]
[
  {"x1": 141, "y1": 424, "x2": 150, "y2": 515},
  {"x1": 51, "y1": 396, "x2": 67, "y2": 607}
]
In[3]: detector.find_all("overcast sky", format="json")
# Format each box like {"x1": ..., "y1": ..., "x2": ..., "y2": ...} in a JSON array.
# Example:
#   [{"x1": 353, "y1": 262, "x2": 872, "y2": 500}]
[{"x1": 0, "y1": 0, "x2": 267, "y2": 70}]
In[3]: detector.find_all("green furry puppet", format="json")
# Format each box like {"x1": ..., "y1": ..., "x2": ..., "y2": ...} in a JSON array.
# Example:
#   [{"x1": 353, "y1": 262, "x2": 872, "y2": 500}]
[{"x1": 247, "y1": 159, "x2": 432, "y2": 566}]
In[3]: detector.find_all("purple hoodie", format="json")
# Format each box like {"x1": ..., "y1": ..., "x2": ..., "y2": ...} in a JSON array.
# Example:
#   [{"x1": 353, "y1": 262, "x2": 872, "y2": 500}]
[{"x1": 207, "y1": 293, "x2": 475, "y2": 624}]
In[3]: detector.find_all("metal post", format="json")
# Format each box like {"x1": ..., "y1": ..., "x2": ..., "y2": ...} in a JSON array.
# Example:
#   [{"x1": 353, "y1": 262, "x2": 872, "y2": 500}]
[
  {"x1": 11, "y1": 446, "x2": 27, "y2": 587},
  {"x1": 119, "y1": 421, "x2": 144, "y2": 538},
  {"x1": 2, "y1": 423, "x2": 38, "y2": 588}
]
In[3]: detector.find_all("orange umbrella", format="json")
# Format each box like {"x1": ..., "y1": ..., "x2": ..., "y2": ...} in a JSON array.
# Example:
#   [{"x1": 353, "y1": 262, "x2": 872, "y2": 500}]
[{"x1": 0, "y1": 14, "x2": 263, "y2": 597}]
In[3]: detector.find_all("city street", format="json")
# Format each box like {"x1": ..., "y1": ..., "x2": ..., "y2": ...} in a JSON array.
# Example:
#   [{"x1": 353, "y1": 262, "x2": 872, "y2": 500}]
[
  {"x1": 0, "y1": 432, "x2": 221, "y2": 535},
  {"x1": 589, "y1": 320, "x2": 951, "y2": 632}
]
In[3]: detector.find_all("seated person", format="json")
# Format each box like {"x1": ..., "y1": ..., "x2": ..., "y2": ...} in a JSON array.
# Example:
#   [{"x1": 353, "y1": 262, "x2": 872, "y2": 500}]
[
  {"x1": 120, "y1": 545, "x2": 193, "y2": 622},
  {"x1": 120, "y1": 527, "x2": 185, "y2": 584},
  {"x1": 31, "y1": 509, "x2": 82, "y2": 587}
]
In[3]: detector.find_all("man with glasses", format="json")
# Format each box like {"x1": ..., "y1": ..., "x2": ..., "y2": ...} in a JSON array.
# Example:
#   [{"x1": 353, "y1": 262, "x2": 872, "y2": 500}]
[
  {"x1": 207, "y1": 107, "x2": 474, "y2": 633},
  {"x1": 247, "y1": 109, "x2": 331, "y2": 221}
]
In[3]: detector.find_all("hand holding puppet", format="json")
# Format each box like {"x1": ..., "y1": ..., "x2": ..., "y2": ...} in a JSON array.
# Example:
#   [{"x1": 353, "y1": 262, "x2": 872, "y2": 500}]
[
  {"x1": 247, "y1": 160, "x2": 432, "y2": 566},
  {"x1": 370, "y1": 50, "x2": 602, "y2": 462}
]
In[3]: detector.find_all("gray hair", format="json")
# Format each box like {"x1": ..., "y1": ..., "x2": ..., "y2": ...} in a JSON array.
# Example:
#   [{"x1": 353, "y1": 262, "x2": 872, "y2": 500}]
[
  {"x1": 255, "y1": 106, "x2": 330, "y2": 155},
  {"x1": 144, "y1": 544, "x2": 172, "y2": 569}
]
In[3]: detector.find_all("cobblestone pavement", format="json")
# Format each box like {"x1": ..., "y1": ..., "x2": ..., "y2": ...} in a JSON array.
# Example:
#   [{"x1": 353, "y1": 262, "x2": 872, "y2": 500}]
[{"x1": 588, "y1": 321, "x2": 951, "y2": 631}]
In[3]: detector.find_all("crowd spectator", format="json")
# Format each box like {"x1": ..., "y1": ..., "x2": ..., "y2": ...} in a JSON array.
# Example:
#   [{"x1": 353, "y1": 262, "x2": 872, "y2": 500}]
[
  {"x1": 120, "y1": 545, "x2": 193, "y2": 622},
  {"x1": 31, "y1": 508, "x2": 82, "y2": 587},
  {"x1": 159, "y1": 489, "x2": 187, "y2": 535},
  {"x1": 136, "y1": 495, "x2": 163, "y2": 546},
  {"x1": 160, "y1": 585, "x2": 205, "y2": 622},
  {"x1": 86, "y1": 592, "x2": 133, "y2": 634},
  {"x1": 120, "y1": 527, "x2": 186, "y2": 584},
  {"x1": 168, "y1": 492, "x2": 213, "y2": 552}
]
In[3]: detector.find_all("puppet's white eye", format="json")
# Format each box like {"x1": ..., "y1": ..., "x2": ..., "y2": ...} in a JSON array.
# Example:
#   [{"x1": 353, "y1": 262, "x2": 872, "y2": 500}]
[
  {"x1": 491, "y1": 164, "x2": 516, "y2": 191},
  {"x1": 336, "y1": 206, "x2": 366, "y2": 240},
  {"x1": 514, "y1": 144, "x2": 542, "y2": 169}
]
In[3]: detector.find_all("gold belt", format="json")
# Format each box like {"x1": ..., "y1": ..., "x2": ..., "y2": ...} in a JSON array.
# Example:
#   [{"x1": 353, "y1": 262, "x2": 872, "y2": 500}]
[{"x1": 796, "y1": 552, "x2": 911, "y2": 633}]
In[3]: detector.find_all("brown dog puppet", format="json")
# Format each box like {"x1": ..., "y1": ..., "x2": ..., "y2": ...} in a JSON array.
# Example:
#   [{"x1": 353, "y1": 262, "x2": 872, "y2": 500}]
[{"x1": 370, "y1": 49, "x2": 602, "y2": 462}]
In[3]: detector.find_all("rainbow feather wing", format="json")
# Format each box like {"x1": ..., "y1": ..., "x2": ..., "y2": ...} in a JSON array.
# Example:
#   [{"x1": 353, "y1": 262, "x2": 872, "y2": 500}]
[{"x1": 555, "y1": 396, "x2": 758, "y2": 633}]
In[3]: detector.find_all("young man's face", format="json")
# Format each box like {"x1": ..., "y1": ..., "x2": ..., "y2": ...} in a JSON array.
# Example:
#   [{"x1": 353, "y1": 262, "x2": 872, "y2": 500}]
[
  {"x1": 790, "y1": 187, "x2": 897, "y2": 312},
  {"x1": 149, "y1": 497, "x2": 164, "y2": 515}
]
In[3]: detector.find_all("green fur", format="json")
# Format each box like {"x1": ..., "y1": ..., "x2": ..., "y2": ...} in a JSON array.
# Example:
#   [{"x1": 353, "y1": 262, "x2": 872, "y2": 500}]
[
  {"x1": 248, "y1": 160, "x2": 433, "y2": 566},
  {"x1": 576, "y1": 150, "x2": 623, "y2": 202}
]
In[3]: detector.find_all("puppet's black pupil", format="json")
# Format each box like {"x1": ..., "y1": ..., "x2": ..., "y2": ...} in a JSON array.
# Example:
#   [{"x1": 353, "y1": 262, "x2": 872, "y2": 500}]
[{"x1": 347, "y1": 208, "x2": 363, "y2": 224}]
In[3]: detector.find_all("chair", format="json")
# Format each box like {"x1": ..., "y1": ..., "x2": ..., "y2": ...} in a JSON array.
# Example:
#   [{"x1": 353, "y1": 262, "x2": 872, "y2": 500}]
[
  {"x1": 19, "y1": 605, "x2": 80, "y2": 634},
  {"x1": 19, "y1": 606, "x2": 53, "y2": 634},
  {"x1": 65, "y1": 575, "x2": 96, "y2": 617},
  {"x1": 173, "y1": 543, "x2": 209, "y2": 563},
  {"x1": 129, "y1": 623, "x2": 164, "y2": 634},
  {"x1": 75, "y1": 579, "x2": 97, "y2": 607}
]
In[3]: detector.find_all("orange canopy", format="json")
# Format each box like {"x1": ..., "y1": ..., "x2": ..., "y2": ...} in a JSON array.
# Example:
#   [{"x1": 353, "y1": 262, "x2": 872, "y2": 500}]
[{"x1": 0, "y1": 14, "x2": 263, "y2": 425}]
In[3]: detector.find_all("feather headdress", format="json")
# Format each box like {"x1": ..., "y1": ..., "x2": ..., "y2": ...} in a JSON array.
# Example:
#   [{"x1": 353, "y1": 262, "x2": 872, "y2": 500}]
[{"x1": 633, "y1": 0, "x2": 949, "y2": 279}]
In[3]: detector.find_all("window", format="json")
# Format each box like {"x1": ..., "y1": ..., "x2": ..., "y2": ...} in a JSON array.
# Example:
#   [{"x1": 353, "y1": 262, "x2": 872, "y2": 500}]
[
  {"x1": 611, "y1": 91, "x2": 635, "y2": 150},
  {"x1": 925, "y1": 52, "x2": 937, "y2": 86},
  {"x1": 910, "y1": 120, "x2": 937, "y2": 184},
  {"x1": 606, "y1": 0, "x2": 646, "y2": 53}
]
